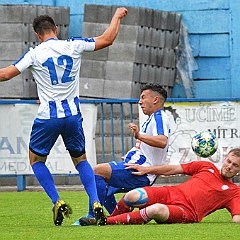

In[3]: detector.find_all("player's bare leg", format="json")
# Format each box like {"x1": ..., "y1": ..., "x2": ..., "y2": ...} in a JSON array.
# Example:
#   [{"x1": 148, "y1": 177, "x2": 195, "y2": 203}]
[{"x1": 107, "y1": 188, "x2": 169, "y2": 225}]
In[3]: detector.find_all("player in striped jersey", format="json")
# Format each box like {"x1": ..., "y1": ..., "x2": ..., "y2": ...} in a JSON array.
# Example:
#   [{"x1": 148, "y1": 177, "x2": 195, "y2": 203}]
[
  {"x1": 0, "y1": 7, "x2": 128, "y2": 226},
  {"x1": 75, "y1": 83, "x2": 171, "y2": 226}
]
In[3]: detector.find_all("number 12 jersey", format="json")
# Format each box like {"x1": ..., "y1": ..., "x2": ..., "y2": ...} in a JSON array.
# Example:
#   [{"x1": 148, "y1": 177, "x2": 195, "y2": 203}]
[{"x1": 14, "y1": 37, "x2": 95, "y2": 119}]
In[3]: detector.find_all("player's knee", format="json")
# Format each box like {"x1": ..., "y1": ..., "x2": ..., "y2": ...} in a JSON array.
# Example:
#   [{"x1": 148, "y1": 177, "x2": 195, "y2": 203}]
[
  {"x1": 124, "y1": 188, "x2": 148, "y2": 207},
  {"x1": 149, "y1": 203, "x2": 169, "y2": 222},
  {"x1": 94, "y1": 163, "x2": 106, "y2": 174},
  {"x1": 93, "y1": 163, "x2": 112, "y2": 180}
]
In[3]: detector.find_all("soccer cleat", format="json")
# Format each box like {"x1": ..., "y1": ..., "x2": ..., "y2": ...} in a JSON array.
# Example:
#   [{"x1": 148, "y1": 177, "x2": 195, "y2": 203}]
[
  {"x1": 71, "y1": 219, "x2": 81, "y2": 226},
  {"x1": 52, "y1": 199, "x2": 72, "y2": 226},
  {"x1": 71, "y1": 214, "x2": 94, "y2": 226},
  {"x1": 79, "y1": 217, "x2": 96, "y2": 226},
  {"x1": 93, "y1": 201, "x2": 107, "y2": 226}
]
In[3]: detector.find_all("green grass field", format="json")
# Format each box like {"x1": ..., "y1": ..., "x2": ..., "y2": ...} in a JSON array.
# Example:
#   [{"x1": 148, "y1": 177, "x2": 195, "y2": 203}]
[{"x1": 1, "y1": 190, "x2": 240, "y2": 240}]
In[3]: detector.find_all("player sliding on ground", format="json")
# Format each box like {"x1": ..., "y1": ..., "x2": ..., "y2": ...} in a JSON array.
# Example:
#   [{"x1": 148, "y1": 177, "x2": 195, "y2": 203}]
[
  {"x1": 0, "y1": 7, "x2": 128, "y2": 226},
  {"x1": 80, "y1": 148, "x2": 240, "y2": 225}
]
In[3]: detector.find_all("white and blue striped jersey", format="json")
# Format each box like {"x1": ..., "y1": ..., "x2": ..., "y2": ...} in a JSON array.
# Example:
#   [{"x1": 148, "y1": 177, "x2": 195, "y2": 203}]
[
  {"x1": 124, "y1": 109, "x2": 170, "y2": 184},
  {"x1": 14, "y1": 37, "x2": 95, "y2": 119}
]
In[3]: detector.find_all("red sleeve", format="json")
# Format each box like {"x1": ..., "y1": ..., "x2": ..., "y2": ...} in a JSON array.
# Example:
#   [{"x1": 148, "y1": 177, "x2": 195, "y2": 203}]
[
  {"x1": 181, "y1": 161, "x2": 215, "y2": 176},
  {"x1": 225, "y1": 189, "x2": 240, "y2": 216}
]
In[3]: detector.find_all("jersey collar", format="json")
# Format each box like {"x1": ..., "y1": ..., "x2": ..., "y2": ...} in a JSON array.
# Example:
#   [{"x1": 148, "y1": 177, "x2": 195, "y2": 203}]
[{"x1": 45, "y1": 38, "x2": 58, "y2": 42}]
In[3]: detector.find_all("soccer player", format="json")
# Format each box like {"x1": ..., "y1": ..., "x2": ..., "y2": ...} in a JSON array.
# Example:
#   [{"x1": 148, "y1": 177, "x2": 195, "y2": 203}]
[
  {"x1": 84, "y1": 147, "x2": 240, "y2": 225},
  {"x1": 0, "y1": 7, "x2": 128, "y2": 226},
  {"x1": 74, "y1": 83, "x2": 171, "y2": 225}
]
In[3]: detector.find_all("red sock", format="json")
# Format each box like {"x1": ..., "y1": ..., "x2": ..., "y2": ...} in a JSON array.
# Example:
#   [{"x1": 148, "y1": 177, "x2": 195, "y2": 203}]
[
  {"x1": 107, "y1": 208, "x2": 151, "y2": 225},
  {"x1": 110, "y1": 196, "x2": 133, "y2": 217}
]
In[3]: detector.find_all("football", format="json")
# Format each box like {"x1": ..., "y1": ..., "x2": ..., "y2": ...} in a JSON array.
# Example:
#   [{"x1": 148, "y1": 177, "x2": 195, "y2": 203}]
[{"x1": 191, "y1": 130, "x2": 218, "y2": 158}]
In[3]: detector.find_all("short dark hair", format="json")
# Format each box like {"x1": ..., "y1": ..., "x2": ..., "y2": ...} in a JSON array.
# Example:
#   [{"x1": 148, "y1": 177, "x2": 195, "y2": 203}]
[
  {"x1": 228, "y1": 148, "x2": 240, "y2": 158},
  {"x1": 33, "y1": 15, "x2": 56, "y2": 35},
  {"x1": 140, "y1": 83, "x2": 167, "y2": 101}
]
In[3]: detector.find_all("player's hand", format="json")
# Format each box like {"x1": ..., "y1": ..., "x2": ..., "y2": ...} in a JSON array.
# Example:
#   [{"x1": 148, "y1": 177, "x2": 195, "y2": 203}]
[
  {"x1": 124, "y1": 163, "x2": 147, "y2": 175},
  {"x1": 128, "y1": 123, "x2": 140, "y2": 139},
  {"x1": 114, "y1": 7, "x2": 128, "y2": 19}
]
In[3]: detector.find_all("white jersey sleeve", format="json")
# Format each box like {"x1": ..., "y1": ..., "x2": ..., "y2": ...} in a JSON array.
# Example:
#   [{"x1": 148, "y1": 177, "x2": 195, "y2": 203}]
[{"x1": 13, "y1": 49, "x2": 34, "y2": 73}]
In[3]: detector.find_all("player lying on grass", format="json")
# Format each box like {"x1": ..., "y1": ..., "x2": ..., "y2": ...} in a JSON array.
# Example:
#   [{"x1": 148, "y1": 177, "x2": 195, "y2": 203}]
[{"x1": 80, "y1": 147, "x2": 240, "y2": 225}]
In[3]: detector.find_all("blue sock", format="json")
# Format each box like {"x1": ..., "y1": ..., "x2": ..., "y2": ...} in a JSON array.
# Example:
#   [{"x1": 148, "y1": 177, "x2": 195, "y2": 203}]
[
  {"x1": 87, "y1": 175, "x2": 107, "y2": 217},
  {"x1": 87, "y1": 201, "x2": 95, "y2": 218},
  {"x1": 95, "y1": 175, "x2": 107, "y2": 205},
  {"x1": 32, "y1": 162, "x2": 59, "y2": 204},
  {"x1": 104, "y1": 193, "x2": 117, "y2": 214},
  {"x1": 76, "y1": 160, "x2": 99, "y2": 209}
]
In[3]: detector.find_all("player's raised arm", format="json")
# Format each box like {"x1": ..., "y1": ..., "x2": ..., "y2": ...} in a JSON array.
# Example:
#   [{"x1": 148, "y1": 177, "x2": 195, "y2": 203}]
[
  {"x1": 0, "y1": 65, "x2": 21, "y2": 81},
  {"x1": 94, "y1": 7, "x2": 128, "y2": 50},
  {"x1": 125, "y1": 163, "x2": 184, "y2": 176}
]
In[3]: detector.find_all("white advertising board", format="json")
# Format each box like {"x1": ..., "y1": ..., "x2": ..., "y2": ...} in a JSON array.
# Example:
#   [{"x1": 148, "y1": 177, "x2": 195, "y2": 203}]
[
  {"x1": 1, "y1": 100, "x2": 240, "y2": 175},
  {"x1": 0, "y1": 103, "x2": 97, "y2": 175}
]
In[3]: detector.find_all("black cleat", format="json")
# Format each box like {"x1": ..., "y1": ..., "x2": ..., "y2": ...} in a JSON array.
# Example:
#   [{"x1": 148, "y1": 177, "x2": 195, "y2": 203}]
[
  {"x1": 79, "y1": 217, "x2": 96, "y2": 226},
  {"x1": 52, "y1": 199, "x2": 72, "y2": 226},
  {"x1": 93, "y1": 201, "x2": 107, "y2": 226}
]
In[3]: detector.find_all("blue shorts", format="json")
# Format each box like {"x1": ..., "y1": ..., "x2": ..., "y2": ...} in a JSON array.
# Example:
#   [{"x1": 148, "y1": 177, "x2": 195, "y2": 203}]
[
  {"x1": 29, "y1": 113, "x2": 85, "y2": 157},
  {"x1": 108, "y1": 161, "x2": 150, "y2": 190}
]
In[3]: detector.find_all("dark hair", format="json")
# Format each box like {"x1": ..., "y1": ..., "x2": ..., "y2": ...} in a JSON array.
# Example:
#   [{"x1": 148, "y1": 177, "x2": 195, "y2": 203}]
[
  {"x1": 228, "y1": 148, "x2": 240, "y2": 158},
  {"x1": 33, "y1": 15, "x2": 56, "y2": 35},
  {"x1": 140, "y1": 83, "x2": 167, "y2": 101}
]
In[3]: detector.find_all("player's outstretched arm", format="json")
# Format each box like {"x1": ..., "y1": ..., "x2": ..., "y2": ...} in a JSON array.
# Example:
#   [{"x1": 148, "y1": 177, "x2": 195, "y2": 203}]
[
  {"x1": 232, "y1": 215, "x2": 240, "y2": 223},
  {"x1": 0, "y1": 65, "x2": 21, "y2": 81},
  {"x1": 94, "y1": 7, "x2": 128, "y2": 50},
  {"x1": 125, "y1": 163, "x2": 184, "y2": 176}
]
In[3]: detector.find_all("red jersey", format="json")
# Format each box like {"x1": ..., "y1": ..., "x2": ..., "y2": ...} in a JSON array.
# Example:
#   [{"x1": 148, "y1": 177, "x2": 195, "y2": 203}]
[{"x1": 170, "y1": 161, "x2": 240, "y2": 222}]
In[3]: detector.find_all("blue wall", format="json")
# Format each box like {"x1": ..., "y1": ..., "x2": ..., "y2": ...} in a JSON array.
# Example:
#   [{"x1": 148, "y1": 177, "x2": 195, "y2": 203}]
[{"x1": 0, "y1": 0, "x2": 239, "y2": 99}]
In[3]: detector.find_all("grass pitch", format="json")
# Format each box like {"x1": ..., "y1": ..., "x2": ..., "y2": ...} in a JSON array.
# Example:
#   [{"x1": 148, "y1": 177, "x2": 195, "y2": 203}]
[{"x1": 0, "y1": 190, "x2": 239, "y2": 240}]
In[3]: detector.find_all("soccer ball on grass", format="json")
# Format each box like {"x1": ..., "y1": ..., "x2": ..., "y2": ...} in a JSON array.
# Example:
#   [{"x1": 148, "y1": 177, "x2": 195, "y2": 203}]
[{"x1": 191, "y1": 130, "x2": 218, "y2": 158}]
